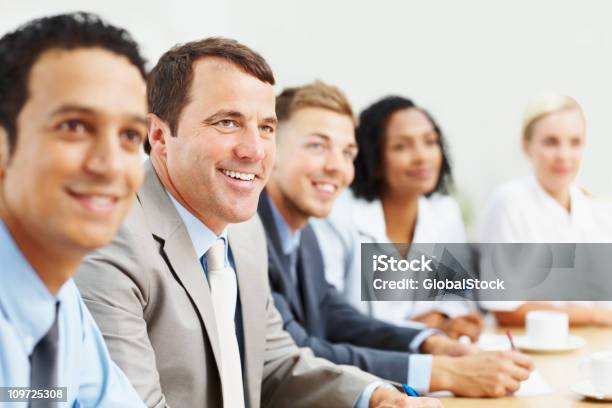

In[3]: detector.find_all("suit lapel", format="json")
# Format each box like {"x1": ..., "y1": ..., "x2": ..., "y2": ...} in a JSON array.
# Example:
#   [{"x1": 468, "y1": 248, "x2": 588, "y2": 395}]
[
  {"x1": 258, "y1": 192, "x2": 306, "y2": 321},
  {"x1": 295, "y1": 227, "x2": 322, "y2": 334},
  {"x1": 137, "y1": 161, "x2": 223, "y2": 378},
  {"x1": 228, "y1": 220, "x2": 266, "y2": 408}
]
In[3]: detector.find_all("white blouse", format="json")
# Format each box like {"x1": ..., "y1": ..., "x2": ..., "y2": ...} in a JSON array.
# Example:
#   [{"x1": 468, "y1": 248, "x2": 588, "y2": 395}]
[
  {"x1": 478, "y1": 176, "x2": 612, "y2": 311},
  {"x1": 479, "y1": 176, "x2": 612, "y2": 243},
  {"x1": 311, "y1": 190, "x2": 474, "y2": 326}
]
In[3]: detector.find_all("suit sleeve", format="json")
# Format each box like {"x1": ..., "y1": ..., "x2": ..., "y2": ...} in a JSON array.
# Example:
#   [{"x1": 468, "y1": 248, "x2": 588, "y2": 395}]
[
  {"x1": 308, "y1": 221, "x2": 424, "y2": 351},
  {"x1": 260, "y1": 293, "x2": 382, "y2": 408},
  {"x1": 74, "y1": 212, "x2": 169, "y2": 408},
  {"x1": 322, "y1": 284, "x2": 424, "y2": 351},
  {"x1": 271, "y1": 291, "x2": 409, "y2": 384}
]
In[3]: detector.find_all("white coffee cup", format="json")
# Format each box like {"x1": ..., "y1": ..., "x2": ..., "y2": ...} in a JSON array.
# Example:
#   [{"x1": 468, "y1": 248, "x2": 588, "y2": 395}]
[
  {"x1": 580, "y1": 351, "x2": 612, "y2": 393},
  {"x1": 525, "y1": 311, "x2": 569, "y2": 347}
]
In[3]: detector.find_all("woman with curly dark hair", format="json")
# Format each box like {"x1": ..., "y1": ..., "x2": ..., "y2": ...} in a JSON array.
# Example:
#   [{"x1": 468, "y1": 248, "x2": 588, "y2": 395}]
[{"x1": 313, "y1": 96, "x2": 483, "y2": 340}]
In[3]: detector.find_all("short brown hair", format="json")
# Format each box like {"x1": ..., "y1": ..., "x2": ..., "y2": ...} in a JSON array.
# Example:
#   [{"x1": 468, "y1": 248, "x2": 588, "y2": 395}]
[
  {"x1": 276, "y1": 80, "x2": 355, "y2": 126},
  {"x1": 145, "y1": 37, "x2": 275, "y2": 153}
]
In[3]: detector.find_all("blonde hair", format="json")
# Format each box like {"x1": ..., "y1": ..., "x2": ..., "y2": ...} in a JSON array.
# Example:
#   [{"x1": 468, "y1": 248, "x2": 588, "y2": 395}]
[
  {"x1": 522, "y1": 94, "x2": 585, "y2": 142},
  {"x1": 276, "y1": 80, "x2": 355, "y2": 125}
]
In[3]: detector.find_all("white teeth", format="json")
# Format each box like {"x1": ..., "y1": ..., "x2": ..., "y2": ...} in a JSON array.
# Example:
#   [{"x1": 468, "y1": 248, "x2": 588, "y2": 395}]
[
  {"x1": 222, "y1": 169, "x2": 255, "y2": 181},
  {"x1": 316, "y1": 183, "x2": 335, "y2": 193},
  {"x1": 88, "y1": 195, "x2": 114, "y2": 207}
]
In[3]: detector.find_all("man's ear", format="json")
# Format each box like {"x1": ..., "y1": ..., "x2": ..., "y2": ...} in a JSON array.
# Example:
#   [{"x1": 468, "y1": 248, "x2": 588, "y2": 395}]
[
  {"x1": 147, "y1": 113, "x2": 171, "y2": 159},
  {"x1": 0, "y1": 127, "x2": 9, "y2": 179}
]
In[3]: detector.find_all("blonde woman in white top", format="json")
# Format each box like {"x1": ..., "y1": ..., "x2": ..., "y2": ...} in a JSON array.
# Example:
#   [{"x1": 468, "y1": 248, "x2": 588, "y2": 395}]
[
  {"x1": 479, "y1": 94, "x2": 612, "y2": 326},
  {"x1": 313, "y1": 96, "x2": 482, "y2": 340}
]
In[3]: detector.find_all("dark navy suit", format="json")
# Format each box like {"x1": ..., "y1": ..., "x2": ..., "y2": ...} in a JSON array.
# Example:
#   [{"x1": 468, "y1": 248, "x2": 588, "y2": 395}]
[{"x1": 258, "y1": 192, "x2": 427, "y2": 383}]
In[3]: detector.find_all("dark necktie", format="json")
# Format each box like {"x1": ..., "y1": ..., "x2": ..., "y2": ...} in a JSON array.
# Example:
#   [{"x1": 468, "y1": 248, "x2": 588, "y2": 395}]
[
  {"x1": 288, "y1": 248, "x2": 299, "y2": 288},
  {"x1": 29, "y1": 302, "x2": 59, "y2": 407}
]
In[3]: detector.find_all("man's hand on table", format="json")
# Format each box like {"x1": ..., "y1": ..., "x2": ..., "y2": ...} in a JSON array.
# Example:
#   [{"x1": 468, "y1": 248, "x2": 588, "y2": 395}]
[
  {"x1": 430, "y1": 350, "x2": 534, "y2": 397},
  {"x1": 369, "y1": 386, "x2": 443, "y2": 408}
]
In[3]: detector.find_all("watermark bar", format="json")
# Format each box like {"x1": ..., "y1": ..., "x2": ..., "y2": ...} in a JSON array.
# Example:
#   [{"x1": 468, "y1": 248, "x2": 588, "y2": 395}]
[
  {"x1": 0, "y1": 387, "x2": 68, "y2": 403},
  {"x1": 360, "y1": 243, "x2": 612, "y2": 302}
]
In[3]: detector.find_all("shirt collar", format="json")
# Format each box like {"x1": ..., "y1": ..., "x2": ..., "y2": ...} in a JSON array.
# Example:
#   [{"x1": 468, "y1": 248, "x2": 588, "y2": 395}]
[
  {"x1": 268, "y1": 197, "x2": 302, "y2": 255},
  {"x1": 168, "y1": 193, "x2": 229, "y2": 265},
  {"x1": 344, "y1": 190, "x2": 430, "y2": 243},
  {"x1": 345, "y1": 190, "x2": 388, "y2": 241},
  {"x1": 0, "y1": 221, "x2": 69, "y2": 353},
  {"x1": 529, "y1": 175, "x2": 579, "y2": 221}
]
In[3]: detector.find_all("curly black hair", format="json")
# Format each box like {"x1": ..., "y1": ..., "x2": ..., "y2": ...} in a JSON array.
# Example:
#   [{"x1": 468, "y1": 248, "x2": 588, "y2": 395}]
[
  {"x1": 0, "y1": 12, "x2": 147, "y2": 153},
  {"x1": 351, "y1": 96, "x2": 454, "y2": 201}
]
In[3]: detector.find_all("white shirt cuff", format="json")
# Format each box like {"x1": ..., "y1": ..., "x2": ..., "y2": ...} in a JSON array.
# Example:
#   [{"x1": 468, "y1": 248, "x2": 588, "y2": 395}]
[
  {"x1": 409, "y1": 328, "x2": 441, "y2": 352},
  {"x1": 354, "y1": 381, "x2": 393, "y2": 408},
  {"x1": 407, "y1": 354, "x2": 433, "y2": 394}
]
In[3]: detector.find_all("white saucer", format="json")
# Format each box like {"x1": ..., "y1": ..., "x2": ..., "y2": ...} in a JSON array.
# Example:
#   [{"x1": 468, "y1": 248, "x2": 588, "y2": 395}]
[
  {"x1": 513, "y1": 335, "x2": 585, "y2": 353},
  {"x1": 571, "y1": 380, "x2": 612, "y2": 401}
]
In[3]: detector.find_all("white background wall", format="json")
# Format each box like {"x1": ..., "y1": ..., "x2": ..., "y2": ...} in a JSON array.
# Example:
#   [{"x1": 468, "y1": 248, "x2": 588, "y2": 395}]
[{"x1": 2, "y1": 0, "x2": 611, "y2": 228}]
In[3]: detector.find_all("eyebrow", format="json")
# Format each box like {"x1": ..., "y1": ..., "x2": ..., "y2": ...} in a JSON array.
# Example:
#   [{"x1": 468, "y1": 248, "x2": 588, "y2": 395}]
[
  {"x1": 309, "y1": 133, "x2": 358, "y2": 149},
  {"x1": 49, "y1": 104, "x2": 146, "y2": 126},
  {"x1": 202, "y1": 110, "x2": 245, "y2": 125},
  {"x1": 392, "y1": 131, "x2": 437, "y2": 141},
  {"x1": 261, "y1": 116, "x2": 278, "y2": 126},
  {"x1": 309, "y1": 132, "x2": 331, "y2": 141},
  {"x1": 202, "y1": 110, "x2": 278, "y2": 127}
]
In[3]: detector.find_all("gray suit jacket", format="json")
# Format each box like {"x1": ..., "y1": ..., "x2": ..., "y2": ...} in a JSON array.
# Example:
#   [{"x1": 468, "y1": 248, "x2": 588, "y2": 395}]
[{"x1": 75, "y1": 161, "x2": 379, "y2": 408}]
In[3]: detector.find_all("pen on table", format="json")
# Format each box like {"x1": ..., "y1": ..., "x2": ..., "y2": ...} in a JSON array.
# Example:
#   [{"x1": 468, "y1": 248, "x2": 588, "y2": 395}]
[
  {"x1": 506, "y1": 330, "x2": 517, "y2": 350},
  {"x1": 402, "y1": 384, "x2": 420, "y2": 397}
]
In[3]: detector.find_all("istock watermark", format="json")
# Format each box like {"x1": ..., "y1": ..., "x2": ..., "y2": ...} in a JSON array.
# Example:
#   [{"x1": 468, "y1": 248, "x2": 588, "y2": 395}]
[{"x1": 360, "y1": 243, "x2": 612, "y2": 302}]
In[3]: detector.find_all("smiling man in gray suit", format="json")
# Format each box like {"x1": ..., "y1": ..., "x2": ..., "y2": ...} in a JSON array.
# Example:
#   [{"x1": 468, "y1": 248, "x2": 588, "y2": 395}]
[{"x1": 75, "y1": 38, "x2": 442, "y2": 408}]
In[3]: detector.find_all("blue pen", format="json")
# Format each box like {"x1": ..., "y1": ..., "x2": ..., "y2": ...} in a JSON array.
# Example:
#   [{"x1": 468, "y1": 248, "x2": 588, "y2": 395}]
[{"x1": 402, "y1": 384, "x2": 420, "y2": 397}]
